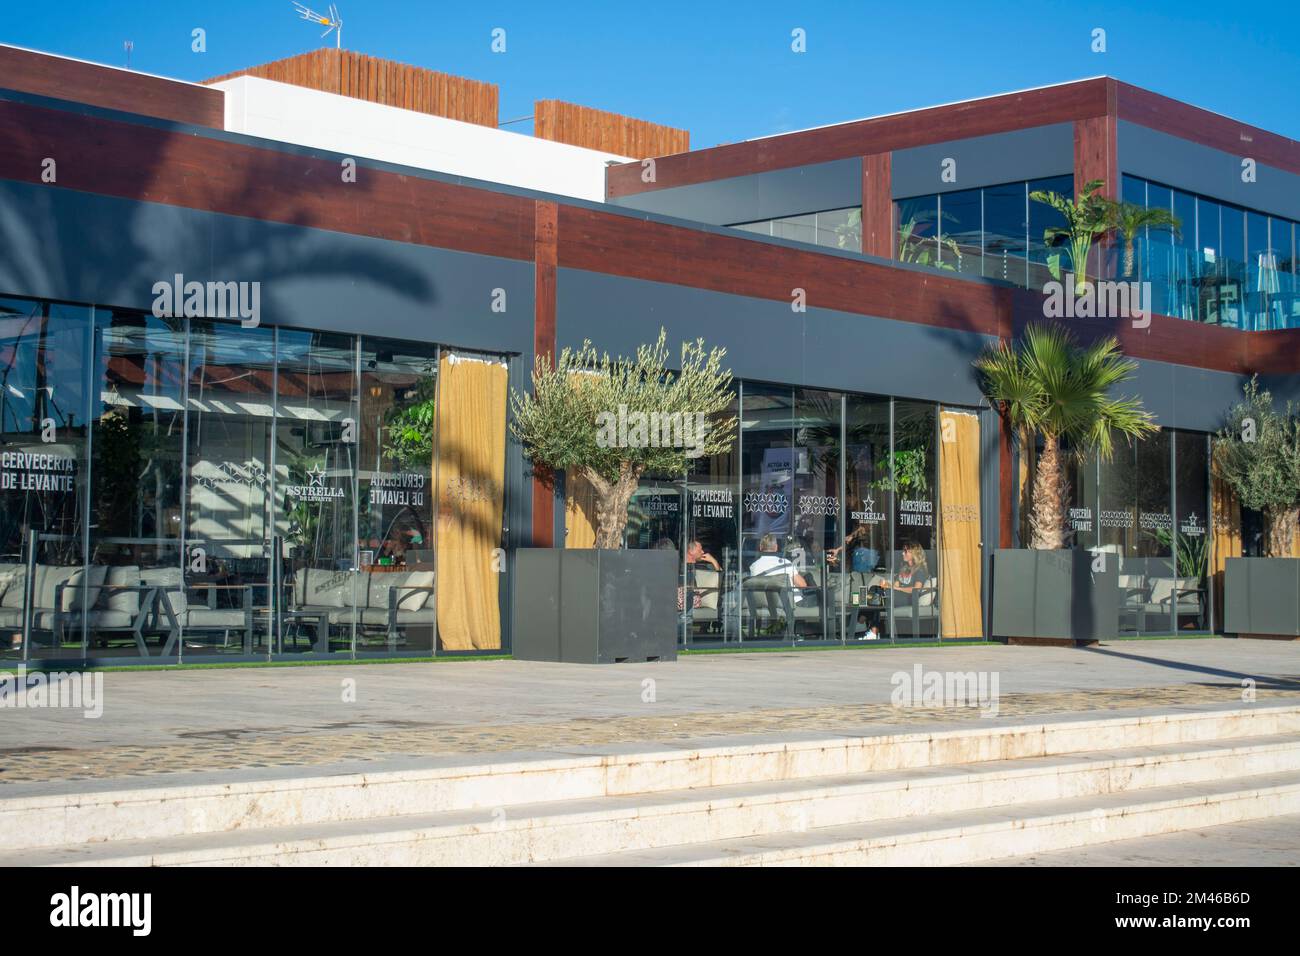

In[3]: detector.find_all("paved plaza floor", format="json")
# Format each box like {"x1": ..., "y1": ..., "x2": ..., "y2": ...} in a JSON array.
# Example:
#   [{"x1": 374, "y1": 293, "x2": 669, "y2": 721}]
[{"x1": 2, "y1": 638, "x2": 1297, "y2": 787}]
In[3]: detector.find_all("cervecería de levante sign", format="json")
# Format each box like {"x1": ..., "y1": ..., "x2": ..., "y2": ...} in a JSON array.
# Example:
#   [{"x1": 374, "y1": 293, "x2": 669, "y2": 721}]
[{"x1": 1, "y1": 451, "x2": 76, "y2": 492}]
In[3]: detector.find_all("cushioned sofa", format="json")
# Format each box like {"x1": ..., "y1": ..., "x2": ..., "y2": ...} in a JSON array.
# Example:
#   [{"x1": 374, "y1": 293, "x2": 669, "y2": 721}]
[{"x1": 292, "y1": 567, "x2": 436, "y2": 646}]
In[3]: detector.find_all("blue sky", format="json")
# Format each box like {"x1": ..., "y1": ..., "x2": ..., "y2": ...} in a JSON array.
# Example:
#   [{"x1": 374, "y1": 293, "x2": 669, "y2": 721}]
[{"x1": 5, "y1": 1, "x2": 1298, "y2": 146}]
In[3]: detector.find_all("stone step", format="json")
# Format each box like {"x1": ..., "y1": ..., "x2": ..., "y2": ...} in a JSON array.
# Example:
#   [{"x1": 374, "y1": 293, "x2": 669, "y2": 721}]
[
  {"x1": 8, "y1": 734, "x2": 1298, "y2": 867},
  {"x1": 550, "y1": 770, "x2": 1300, "y2": 867},
  {"x1": 3, "y1": 701, "x2": 1295, "y2": 852}
]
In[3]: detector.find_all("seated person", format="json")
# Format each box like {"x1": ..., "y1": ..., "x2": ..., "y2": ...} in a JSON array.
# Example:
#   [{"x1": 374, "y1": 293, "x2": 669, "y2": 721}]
[
  {"x1": 749, "y1": 533, "x2": 809, "y2": 602},
  {"x1": 686, "y1": 540, "x2": 721, "y2": 570},
  {"x1": 889, "y1": 542, "x2": 931, "y2": 607}
]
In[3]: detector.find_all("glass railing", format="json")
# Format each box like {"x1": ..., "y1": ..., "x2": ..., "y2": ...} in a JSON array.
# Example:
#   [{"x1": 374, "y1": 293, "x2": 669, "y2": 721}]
[{"x1": 894, "y1": 231, "x2": 1300, "y2": 331}]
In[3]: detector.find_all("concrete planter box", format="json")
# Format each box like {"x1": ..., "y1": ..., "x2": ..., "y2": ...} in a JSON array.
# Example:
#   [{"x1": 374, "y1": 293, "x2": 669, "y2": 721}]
[
  {"x1": 990, "y1": 548, "x2": 1118, "y2": 646},
  {"x1": 511, "y1": 548, "x2": 678, "y2": 663},
  {"x1": 1224, "y1": 557, "x2": 1300, "y2": 640}
]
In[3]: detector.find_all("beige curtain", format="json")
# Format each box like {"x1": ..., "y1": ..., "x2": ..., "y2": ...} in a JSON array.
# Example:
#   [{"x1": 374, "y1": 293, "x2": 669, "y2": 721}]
[
  {"x1": 564, "y1": 472, "x2": 598, "y2": 549},
  {"x1": 939, "y1": 409, "x2": 983, "y2": 639},
  {"x1": 435, "y1": 354, "x2": 507, "y2": 650},
  {"x1": 1210, "y1": 464, "x2": 1242, "y2": 632}
]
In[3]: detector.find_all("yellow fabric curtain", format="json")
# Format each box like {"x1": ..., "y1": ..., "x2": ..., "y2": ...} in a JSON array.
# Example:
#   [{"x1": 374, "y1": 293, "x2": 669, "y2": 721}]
[
  {"x1": 564, "y1": 472, "x2": 598, "y2": 549},
  {"x1": 435, "y1": 354, "x2": 507, "y2": 650},
  {"x1": 938, "y1": 409, "x2": 983, "y2": 639},
  {"x1": 1210, "y1": 465, "x2": 1242, "y2": 632}
]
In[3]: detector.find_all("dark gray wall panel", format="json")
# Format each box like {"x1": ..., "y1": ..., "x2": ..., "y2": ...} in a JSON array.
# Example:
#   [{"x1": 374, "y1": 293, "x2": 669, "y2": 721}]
[
  {"x1": 1260, "y1": 373, "x2": 1300, "y2": 407},
  {"x1": 1119, "y1": 121, "x2": 1300, "y2": 220},
  {"x1": 608, "y1": 158, "x2": 861, "y2": 226},
  {"x1": 557, "y1": 267, "x2": 994, "y2": 407},
  {"x1": 891, "y1": 124, "x2": 1075, "y2": 199},
  {"x1": 1127, "y1": 357, "x2": 1247, "y2": 431},
  {"x1": 0, "y1": 179, "x2": 534, "y2": 355}
]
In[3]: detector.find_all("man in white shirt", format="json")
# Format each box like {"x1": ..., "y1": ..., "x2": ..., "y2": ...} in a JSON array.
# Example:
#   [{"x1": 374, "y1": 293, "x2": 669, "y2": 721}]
[{"x1": 749, "y1": 534, "x2": 809, "y2": 602}]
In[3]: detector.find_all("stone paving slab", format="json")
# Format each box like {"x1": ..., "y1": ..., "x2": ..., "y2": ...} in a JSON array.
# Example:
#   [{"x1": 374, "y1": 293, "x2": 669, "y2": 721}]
[
  {"x1": 986, "y1": 812, "x2": 1300, "y2": 866},
  {"x1": 0, "y1": 639, "x2": 1296, "y2": 786}
]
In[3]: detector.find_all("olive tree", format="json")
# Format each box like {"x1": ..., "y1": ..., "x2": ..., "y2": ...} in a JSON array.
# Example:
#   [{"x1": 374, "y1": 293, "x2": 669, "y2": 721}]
[
  {"x1": 1214, "y1": 378, "x2": 1300, "y2": 557},
  {"x1": 510, "y1": 329, "x2": 737, "y2": 549}
]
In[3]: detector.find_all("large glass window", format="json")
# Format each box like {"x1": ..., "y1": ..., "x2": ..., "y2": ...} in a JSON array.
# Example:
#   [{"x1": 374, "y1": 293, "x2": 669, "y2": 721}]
[
  {"x1": 890, "y1": 401, "x2": 938, "y2": 641},
  {"x1": 1027, "y1": 175, "x2": 1075, "y2": 289},
  {"x1": 275, "y1": 330, "x2": 359, "y2": 655},
  {"x1": 682, "y1": 387, "x2": 740, "y2": 643},
  {"x1": 791, "y1": 387, "x2": 843, "y2": 642},
  {"x1": 841, "y1": 394, "x2": 892, "y2": 641},
  {"x1": 982, "y1": 181, "x2": 1029, "y2": 286},
  {"x1": 1173, "y1": 432, "x2": 1210, "y2": 632},
  {"x1": 731, "y1": 207, "x2": 862, "y2": 252},
  {"x1": 939, "y1": 188, "x2": 982, "y2": 277},
  {"x1": 89, "y1": 310, "x2": 187, "y2": 659},
  {"x1": 184, "y1": 321, "x2": 277, "y2": 657},
  {"x1": 896, "y1": 195, "x2": 942, "y2": 268},
  {"x1": 357, "y1": 338, "x2": 439, "y2": 655},
  {"x1": 0, "y1": 298, "x2": 91, "y2": 661}
]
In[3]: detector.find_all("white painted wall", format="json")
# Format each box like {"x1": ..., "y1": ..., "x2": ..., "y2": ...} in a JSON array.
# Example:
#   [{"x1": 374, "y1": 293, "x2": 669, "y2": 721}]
[{"x1": 213, "y1": 76, "x2": 628, "y2": 202}]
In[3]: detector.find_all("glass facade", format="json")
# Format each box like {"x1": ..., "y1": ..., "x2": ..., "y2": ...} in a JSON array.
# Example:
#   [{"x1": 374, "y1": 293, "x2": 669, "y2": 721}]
[
  {"x1": 895, "y1": 176, "x2": 1074, "y2": 288},
  {"x1": 1061, "y1": 430, "x2": 1211, "y2": 635},
  {"x1": 1121, "y1": 175, "x2": 1300, "y2": 330},
  {"x1": 0, "y1": 295, "x2": 508, "y2": 663},
  {"x1": 595, "y1": 383, "x2": 987, "y2": 646},
  {"x1": 731, "y1": 207, "x2": 863, "y2": 252}
]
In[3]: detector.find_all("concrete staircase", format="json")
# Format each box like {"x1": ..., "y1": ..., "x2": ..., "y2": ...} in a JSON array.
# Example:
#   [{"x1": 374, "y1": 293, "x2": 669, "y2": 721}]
[{"x1": 3, "y1": 702, "x2": 1299, "y2": 866}]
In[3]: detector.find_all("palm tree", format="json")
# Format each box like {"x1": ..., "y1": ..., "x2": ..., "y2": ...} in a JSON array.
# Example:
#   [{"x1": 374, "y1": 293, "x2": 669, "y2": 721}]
[
  {"x1": 975, "y1": 324, "x2": 1157, "y2": 550},
  {"x1": 1107, "y1": 202, "x2": 1181, "y2": 278},
  {"x1": 1029, "y1": 179, "x2": 1111, "y2": 294}
]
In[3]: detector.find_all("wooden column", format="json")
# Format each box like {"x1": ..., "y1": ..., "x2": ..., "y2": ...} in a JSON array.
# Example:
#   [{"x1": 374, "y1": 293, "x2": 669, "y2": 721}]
[
  {"x1": 531, "y1": 200, "x2": 558, "y2": 547},
  {"x1": 1074, "y1": 105, "x2": 1119, "y2": 279},
  {"x1": 862, "y1": 152, "x2": 893, "y2": 259}
]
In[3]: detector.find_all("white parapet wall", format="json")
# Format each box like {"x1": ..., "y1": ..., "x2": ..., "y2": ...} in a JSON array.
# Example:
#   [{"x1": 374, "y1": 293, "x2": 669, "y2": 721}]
[{"x1": 213, "y1": 76, "x2": 629, "y2": 202}]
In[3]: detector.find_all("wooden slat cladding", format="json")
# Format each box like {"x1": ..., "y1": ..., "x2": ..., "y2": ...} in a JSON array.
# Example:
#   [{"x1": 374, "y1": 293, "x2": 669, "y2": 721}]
[
  {"x1": 1074, "y1": 114, "x2": 1118, "y2": 199},
  {"x1": 557, "y1": 204, "x2": 1010, "y2": 338},
  {"x1": 0, "y1": 98, "x2": 533, "y2": 260},
  {"x1": 861, "y1": 153, "x2": 893, "y2": 259},
  {"x1": 534, "y1": 100, "x2": 687, "y2": 157},
  {"x1": 607, "y1": 78, "x2": 1111, "y2": 198},
  {"x1": 205, "y1": 48, "x2": 498, "y2": 127},
  {"x1": 1115, "y1": 81, "x2": 1300, "y2": 176},
  {"x1": 0, "y1": 44, "x2": 223, "y2": 127},
  {"x1": 1246, "y1": 331, "x2": 1300, "y2": 375}
]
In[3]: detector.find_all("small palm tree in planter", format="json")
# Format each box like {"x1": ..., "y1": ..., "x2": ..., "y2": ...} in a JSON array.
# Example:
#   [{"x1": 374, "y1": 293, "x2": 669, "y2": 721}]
[
  {"x1": 1213, "y1": 379, "x2": 1300, "y2": 638},
  {"x1": 507, "y1": 329, "x2": 737, "y2": 662},
  {"x1": 976, "y1": 324, "x2": 1157, "y2": 643},
  {"x1": 1107, "y1": 201, "x2": 1182, "y2": 279},
  {"x1": 1030, "y1": 179, "x2": 1112, "y2": 295}
]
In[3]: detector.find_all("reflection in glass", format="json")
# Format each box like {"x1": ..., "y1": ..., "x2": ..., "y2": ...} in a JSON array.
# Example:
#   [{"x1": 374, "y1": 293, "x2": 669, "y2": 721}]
[
  {"x1": 357, "y1": 338, "x2": 439, "y2": 654},
  {"x1": 184, "y1": 321, "x2": 276, "y2": 656},
  {"x1": 90, "y1": 310, "x2": 186, "y2": 658},
  {"x1": 890, "y1": 401, "x2": 938, "y2": 640},
  {"x1": 0, "y1": 299, "x2": 90, "y2": 661},
  {"x1": 275, "y1": 330, "x2": 359, "y2": 655}
]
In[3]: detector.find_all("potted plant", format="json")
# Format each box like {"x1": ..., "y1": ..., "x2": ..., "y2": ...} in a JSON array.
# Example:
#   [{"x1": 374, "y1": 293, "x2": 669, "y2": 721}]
[
  {"x1": 1213, "y1": 378, "x2": 1300, "y2": 640},
  {"x1": 976, "y1": 323, "x2": 1157, "y2": 645},
  {"x1": 1030, "y1": 179, "x2": 1111, "y2": 294},
  {"x1": 1106, "y1": 201, "x2": 1182, "y2": 279},
  {"x1": 508, "y1": 329, "x2": 737, "y2": 663}
]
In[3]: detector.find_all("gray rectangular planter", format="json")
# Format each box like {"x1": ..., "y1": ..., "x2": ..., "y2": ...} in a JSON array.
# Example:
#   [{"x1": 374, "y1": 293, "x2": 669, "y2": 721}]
[
  {"x1": 991, "y1": 548, "x2": 1119, "y2": 646},
  {"x1": 512, "y1": 548, "x2": 678, "y2": 663},
  {"x1": 1224, "y1": 557, "x2": 1300, "y2": 639}
]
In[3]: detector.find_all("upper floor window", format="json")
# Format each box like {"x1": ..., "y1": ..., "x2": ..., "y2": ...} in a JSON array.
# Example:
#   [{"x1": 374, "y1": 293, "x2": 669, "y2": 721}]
[{"x1": 731, "y1": 207, "x2": 862, "y2": 253}]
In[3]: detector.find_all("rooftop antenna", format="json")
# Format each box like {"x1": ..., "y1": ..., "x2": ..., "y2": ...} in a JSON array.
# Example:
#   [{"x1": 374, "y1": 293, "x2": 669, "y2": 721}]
[
  {"x1": 123, "y1": 40, "x2": 133, "y2": 70},
  {"x1": 292, "y1": 2, "x2": 343, "y2": 49}
]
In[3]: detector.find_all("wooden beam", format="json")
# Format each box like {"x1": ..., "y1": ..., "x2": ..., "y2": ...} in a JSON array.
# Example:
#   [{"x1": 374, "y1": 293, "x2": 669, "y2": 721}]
[
  {"x1": 531, "y1": 201, "x2": 559, "y2": 548},
  {"x1": 862, "y1": 153, "x2": 893, "y2": 259}
]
